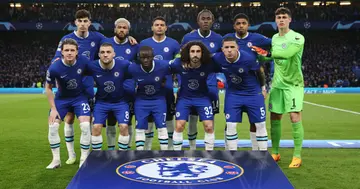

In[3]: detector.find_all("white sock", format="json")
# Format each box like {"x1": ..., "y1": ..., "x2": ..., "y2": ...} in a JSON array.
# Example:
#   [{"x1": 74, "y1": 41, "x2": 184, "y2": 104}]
[
  {"x1": 224, "y1": 125, "x2": 228, "y2": 150},
  {"x1": 255, "y1": 122, "x2": 268, "y2": 151},
  {"x1": 135, "y1": 129, "x2": 145, "y2": 150},
  {"x1": 144, "y1": 122, "x2": 154, "y2": 150},
  {"x1": 64, "y1": 123, "x2": 76, "y2": 158},
  {"x1": 118, "y1": 135, "x2": 129, "y2": 150},
  {"x1": 250, "y1": 132, "x2": 259, "y2": 150},
  {"x1": 166, "y1": 120, "x2": 174, "y2": 150},
  {"x1": 91, "y1": 135, "x2": 103, "y2": 150},
  {"x1": 204, "y1": 132, "x2": 215, "y2": 150},
  {"x1": 158, "y1": 128, "x2": 169, "y2": 150},
  {"x1": 226, "y1": 122, "x2": 238, "y2": 150},
  {"x1": 128, "y1": 124, "x2": 133, "y2": 149},
  {"x1": 173, "y1": 131, "x2": 183, "y2": 150},
  {"x1": 49, "y1": 123, "x2": 60, "y2": 161},
  {"x1": 80, "y1": 122, "x2": 91, "y2": 160},
  {"x1": 188, "y1": 115, "x2": 198, "y2": 150},
  {"x1": 106, "y1": 125, "x2": 116, "y2": 150}
]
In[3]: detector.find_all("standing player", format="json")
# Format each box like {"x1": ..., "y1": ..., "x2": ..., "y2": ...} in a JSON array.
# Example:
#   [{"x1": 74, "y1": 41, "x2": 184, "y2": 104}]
[
  {"x1": 180, "y1": 9, "x2": 222, "y2": 150},
  {"x1": 139, "y1": 16, "x2": 180, "y2": 150},
  {"x1": 45, "y1": 39, "x2": 91, "y2": 169},
  {"x1": 170, "y1": 41, "x2": 215, "y2": 151},
  {"x1": 223, "y1": 13, "x2": 271, "y2": 150},
  {"x1": 252, "y1": 7, "x2": 305, "y2": 168},
  {"x1": 128, "y1": 46, "x2": 170, "y2": 150},
  {"x1": 87, "y1": 43, "x2": 131, "y2": 151},
  {"x1": 101, "y1": 18, "x2": 138, "y2": 150},
  {"x1": 212, "y1": 37, "x2": 268, "y2": 151},
  {"x1": 52, "y1": 9, "x2": 105, "y2": 165}
]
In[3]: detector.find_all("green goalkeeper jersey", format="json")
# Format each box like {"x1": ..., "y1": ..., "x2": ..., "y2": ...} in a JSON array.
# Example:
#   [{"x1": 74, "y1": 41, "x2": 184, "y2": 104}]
[{"x1": 270, "y1": 30, "x2": 305, "y2": 89}]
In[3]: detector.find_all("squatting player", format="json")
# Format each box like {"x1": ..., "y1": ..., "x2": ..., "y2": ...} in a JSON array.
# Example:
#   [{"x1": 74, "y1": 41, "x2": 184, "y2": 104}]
[
  {"x1": 45, "y1": 39, "x2": 91, "y2": 169},
  {"x1": 252, "y1": 7, "x2": 305, "y2": 168}
]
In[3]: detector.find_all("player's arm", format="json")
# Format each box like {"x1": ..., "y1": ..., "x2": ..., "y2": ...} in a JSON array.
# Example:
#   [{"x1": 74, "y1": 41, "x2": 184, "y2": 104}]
[
  {"x1": 45, "y1": 70, "x2": 60, "y2": 124},
  {"x1": 256, "y1": 66, "x2": 267, "y2": 99},
  {"x1": 271, "y1": 36, "x2": 304, "y2": 59}
]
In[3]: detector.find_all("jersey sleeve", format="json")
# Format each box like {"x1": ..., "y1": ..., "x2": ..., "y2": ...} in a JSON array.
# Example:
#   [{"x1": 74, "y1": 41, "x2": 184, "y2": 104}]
[
  {"x1": 169, "y1": 58, "x2": 181, "y2": 73},
  {"x1": 257, "y1": 34, "x2": 272, "y2": 47},
  {"x1": 249, "y1": 59, "x2": 261, "y2": 71},
  {"x1": 271, "y1": 34, "x2": 305, "y2": 59},
  {"x1": 180, "y1": 35, "x2": 189, "y2": 47},
  {"x1": 52, "y1": 36, "x2": 66, "y2": 60},
  {"x1": 173, "y1": 41, "x2": 181, "y2": 56},
  {"x1": 46, "y1": 67, "x2": 56, "y2": 85}
]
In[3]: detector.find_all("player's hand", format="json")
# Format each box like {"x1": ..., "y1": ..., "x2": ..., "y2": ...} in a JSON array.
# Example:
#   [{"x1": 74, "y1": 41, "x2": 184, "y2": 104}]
[
  {"x1": 49, "y1": 108, "x2": 60, "y2": 125},
  {"x1": 182, "y1": 62, "x2": 190, "y2": 70},
  {"x1": 251, "y1": 46, "x2": 270, "y2": 57},
  {"x1": 128, "y1": 36, "x2": 138, "y2": 45},
  {"x1": 261, "y1": 86, "x2": 267, "y2": 99}
]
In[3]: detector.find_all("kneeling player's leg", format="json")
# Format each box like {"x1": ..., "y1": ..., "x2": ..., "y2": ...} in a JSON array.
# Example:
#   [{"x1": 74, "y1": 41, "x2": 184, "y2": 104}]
[
  {"x1": 196, "y1": 99, "x2": 215, "y2": 150},
  {"x1": 269, "y1": 88, "x2": 284, "y2": 159},
  {"x1": 153, "y1": 102, "x2": 169, "y2": 150},
  {"x1": 188, "y1": 109, "x2": 198, "y2": 150},
  {"x1": 247, "y1": 95, "x2": 268, "y2": 151},
  {"x1": 47, "y1": 118, "x2": 62, "y2": 169},
  {"x1": 134, "y1": 104, "x2": 150, "y2": 150},
  {"x1": 75, "y1": 100, "x2": 91, "y2": 168},
  {"x1": 64, "y1": 112, "x2": 76, "y2": 164},
  {"x1": 106, "y1": 112, "x2": 117, "y2": 150},
  {"x1": 145, "y1": 116, "x2": 154, "y2": 150},
  {"x1": 114, "y1": 102, "x2": 130, "y2": 150},
  {"x1": 174, "y1": 98, "x2": 190, "y2": 150}
]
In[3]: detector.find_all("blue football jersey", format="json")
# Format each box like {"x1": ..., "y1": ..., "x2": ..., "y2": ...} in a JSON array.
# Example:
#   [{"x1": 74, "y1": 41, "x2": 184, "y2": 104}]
[
  {"x1": 53, "y1": 31, "x2": 106, "y2": 61},
  {"x1": 128, "y1": 60, "x2": 171, "y2": 100},
  {"x1": 169, "y1": 58, "x2": 215, "y2": 98},
  {"x1": 223, "y1": 32, "x2": 271, "y2": 59},
  {"x1": 181, "y1": 29, "x2": 223, "y2": 53},
  {"x1": 46, "y1": 56, "x2": 89, "y2": 98},
  {"x1": 212, "y1": 51, "x2": 261, "y2": 95},
  {"x1": 101, "y1": 37, "x2": 138, "y2": 61},
  {"x1": 86, "y1": 59, "x2": 131, "y2": 103}
]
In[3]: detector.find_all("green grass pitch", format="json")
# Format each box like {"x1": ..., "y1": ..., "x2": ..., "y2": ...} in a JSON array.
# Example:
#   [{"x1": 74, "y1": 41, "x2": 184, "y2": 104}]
[{"x1": 0, "y1": 94, "x2": 360, "y2": 189}]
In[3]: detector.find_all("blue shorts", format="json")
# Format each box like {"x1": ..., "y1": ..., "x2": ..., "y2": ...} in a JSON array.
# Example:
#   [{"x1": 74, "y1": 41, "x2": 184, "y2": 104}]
[
  {"x1": 54, "y1": 95, "x2": 91, "y2": 121},
  {"x1": 83, "y1": 76, "x2": 95, "y2": 99},
  {"x1": 135, "y1": 98, "x2": 167, "y2": 130},
  {"x1": 176, "y1": 97, "x2": 213, "y2": 121},
  {"x1": 224, "y1": 93, "x2": 266, "y2": 123},
  {"x1": 94, "y1": 101, "x2": 129, "y2": 125}
]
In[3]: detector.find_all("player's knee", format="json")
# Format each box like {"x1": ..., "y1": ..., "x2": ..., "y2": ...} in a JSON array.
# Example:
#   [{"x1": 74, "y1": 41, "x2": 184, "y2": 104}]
[
  {"x1": 80, "y1": 122, "x2": 91, "y2": 136},
  {"x1": 78, "y1": 116, "x2": 90, "y2": 123},
  {"x1": 119, "y1": 124, "x2": 129, "y2": 136},
  {"x1": 175, "y1": 120, "x2": 186, "y2": 132},
  {"x1": 92, "y1": 124, "x2": 102, "y2": 136},
  {"x1": 203, "y1": 121, "x2": 214, "y2": 133},
  {"x1": 270, "y1": 112, "x2": 282, "y2": 120},
  {"x1": 158, "y1": 128, "x2": 168, "y2": 139},
  {"x1": 65, "y1": 112, "x2": 75, "y2": 124},
  {"x1": 226, "y1": 122, "x2": 237, "y2": 135},
  {"x1": 290, "y1": 112, "x2": 301, "y2": 123},
  {"x1": 255, "y1": 122, "x2": 266, "y2": 130},
  {"x1": 250, "y1": 123, "x2": 256, "y2": 132}
]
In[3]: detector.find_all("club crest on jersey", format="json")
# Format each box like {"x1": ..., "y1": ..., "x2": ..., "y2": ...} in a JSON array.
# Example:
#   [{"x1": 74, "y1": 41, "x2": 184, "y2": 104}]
[
  {"x1": 247, "y1": 42, "x2": 253, "y2": 47},
  {"x1": 155, "y1": 76, "x2": 160, "y2": 81},
  {"x1": 91, "y1": 42, "x2": 95, "y2": 47},
  {"x1": 164, "y1": 47, "x2": 169, "y2": 52},
  {"x1": 125, "y1": 48, "x2": 131, "y2": 54},
  {"x1": 282, "y1": 43, "x2": 287, "y2": 49},
  {"x1": 77, "y1": 69, "x2": 82, "y2": 74},
  {"x1": 200, "y1": 72, "x2": 205, "y2": 76},
  {"x1": 116, "y1": 157, "x2": 244, "y2": 185},
  {"x1": 238, "y1": 68, "x2": 244, "y2": 73},
  {"x1": 114, "y1": 72, "x2": 119, "y2": 77},
  {"x1": 210, "y1": 42, "x2": 215, "y2": 48}
]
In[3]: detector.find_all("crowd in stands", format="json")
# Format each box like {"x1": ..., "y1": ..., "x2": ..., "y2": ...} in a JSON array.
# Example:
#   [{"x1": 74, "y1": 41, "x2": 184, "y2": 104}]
[
  {"x1": 1, "y1": 3, "x2": 359, "y2": 24},
  {"x1": 0, "y1": 31, "x2": 358, "y2": 88}
]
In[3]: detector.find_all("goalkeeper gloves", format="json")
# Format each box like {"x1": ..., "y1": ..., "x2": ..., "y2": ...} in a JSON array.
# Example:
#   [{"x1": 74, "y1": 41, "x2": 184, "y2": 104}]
[{"x1": 251, "y1": 46, "x2": 271, "y2": 57}]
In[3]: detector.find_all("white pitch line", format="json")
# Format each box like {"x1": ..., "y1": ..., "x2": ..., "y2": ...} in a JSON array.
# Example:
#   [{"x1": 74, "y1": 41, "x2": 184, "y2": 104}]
[{"x1": 304, "y1": 101, "x2": 360, "y2": 115}]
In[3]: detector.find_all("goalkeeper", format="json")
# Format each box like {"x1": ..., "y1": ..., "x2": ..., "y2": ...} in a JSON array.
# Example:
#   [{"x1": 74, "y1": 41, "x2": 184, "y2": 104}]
[{"x1": 252, "y1": 7, "x2": 305, "y2": 168}]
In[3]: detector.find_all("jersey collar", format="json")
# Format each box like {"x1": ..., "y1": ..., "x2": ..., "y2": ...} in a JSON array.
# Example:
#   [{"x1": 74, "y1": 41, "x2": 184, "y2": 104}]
[
  {"x1": 113, "y1": 36, "x2": 129, "y2": 45},
  {"x1": 61, "y1": 58, "x2": 77, "y2": 67},
  {"x1": 225, "y1": 51, "x2": 240, "y2": 63},
  {"x1": 73, "y1": 31, "x2": 89, "y2": 39},
  {"x1": 197, "y1": 29, "x2": 212, "y2": 38},
  {"x1": 98, "y1": 59, "x2": 115, "y2": 70},
  {"x1": 141, "y1": 60, "x2": 155, "y2": 73},
  {"x1": 235, "y1": 32, "x2": 249, "y2": 39},
  {"x1": 152, "y1": 36, "x2": 167, "y2": 43}
]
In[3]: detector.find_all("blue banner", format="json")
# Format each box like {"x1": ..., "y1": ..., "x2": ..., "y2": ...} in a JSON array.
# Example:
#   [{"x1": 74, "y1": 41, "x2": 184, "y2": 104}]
[
  {"x1": 1, "y1": 87, "x2": 360, "y2": 94},
  {"x1": 1, "y1": 20, "x2": 360, "y2": 31}
]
